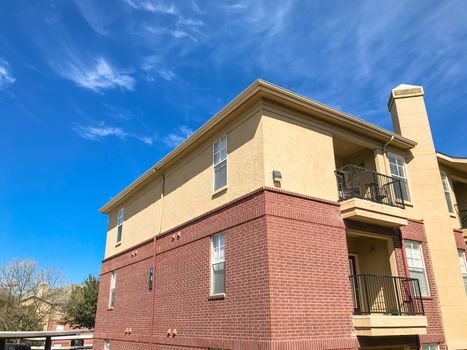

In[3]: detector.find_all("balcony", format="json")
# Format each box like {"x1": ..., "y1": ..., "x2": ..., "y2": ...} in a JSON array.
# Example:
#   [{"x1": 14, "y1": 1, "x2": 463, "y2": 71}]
[
  {"x1": 350, "y1": 274, "x2": 427, "y2": 336},
  {"x1": 336, "y1": 165, "x2": 408, "y2": 227},
  {"x1": 456, "y1": 203, "x2": 467, "y2": 229}
]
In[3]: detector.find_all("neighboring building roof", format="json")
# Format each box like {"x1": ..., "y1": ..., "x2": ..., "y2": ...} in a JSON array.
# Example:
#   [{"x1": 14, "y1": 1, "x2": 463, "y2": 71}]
[
  {"x1": 437, "y1": 152, "x2": 467, "y2": 174},
  {"x1": 99, "y1": 79, "x2": 417, "y2": 214}
]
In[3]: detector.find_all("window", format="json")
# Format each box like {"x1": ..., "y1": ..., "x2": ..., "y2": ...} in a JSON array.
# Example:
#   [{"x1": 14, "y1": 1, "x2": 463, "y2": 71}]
[
  {"x1": 422, "y1": 343, "x2": 440, "y2": 350},
  {"x1": 388, "y1": 153, "x2": 411, "y2": 202},
  {"x1": 440, "y1": 171, "x2": 454, "y2": 213},
  {"x1": 458, "y1": 250, "x2": 467, "y2": 294},
  {"x1": 148, "y1": 267, "x2": 154, "y2": 291},
  {"x1": 116, "y1": 208, "x2": 124, "y2": 244},
  {"x1": 211, "y1": 233, "x2": 225, "y2": 295},
  {"x1": 405, "y1": 240, "x2": 429, "y2": 297},
  {"x1": 109, "y1": 271, "x2": 116, "y2": 308},
  {"x1": 56, "y1": 324, "x2": 64, "y2": 331},
  {"x1": 104, "y1": 339, "x2": 110, "y2": 350},
  {"x1": 213, "y1": 135, "x2": 227, "y2": 191}
]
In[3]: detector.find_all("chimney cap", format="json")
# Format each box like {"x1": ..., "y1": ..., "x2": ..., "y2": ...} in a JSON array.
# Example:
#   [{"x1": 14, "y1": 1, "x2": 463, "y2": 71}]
[{"x1": 388, "y1": 84, "x2": 424, "y2": 111}]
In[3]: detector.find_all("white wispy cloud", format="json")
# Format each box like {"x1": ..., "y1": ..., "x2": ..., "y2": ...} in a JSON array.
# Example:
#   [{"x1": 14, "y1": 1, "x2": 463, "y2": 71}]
[
  {"x1": 0, "y1": 58, "x2": 15, "y2": 89},
  {"x1": 163, "y1": 126, "x2": 193, "y2": 148},
  {"x1": 74, "y1": 122, "x2": 153, "y2": 144},
  {"x1": 73, "y1": 0, "x2": 111, "y2": 35},
  {"x1": 123, "y1": 0, "x2": 177, "y2": 15},
  {"x1": 142, "y1": 55, "x2": 176, "y2": 81},
  {"x1": 51, "y1": 57, "x2": 135, "y2": 92}
]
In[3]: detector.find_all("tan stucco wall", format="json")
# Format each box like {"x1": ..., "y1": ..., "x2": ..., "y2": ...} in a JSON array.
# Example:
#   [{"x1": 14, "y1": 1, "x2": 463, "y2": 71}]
[
  {"x1": 261, "y1": 105, "x2": 338, "y2": 202},
  {"x1": 105, "y1": 107, "x2": 265, "y2": 257},
  {"x1": 347, "y1": 235, "x2": 395, "y2": 276},
  {"x1": 390, "y1": 88, "x2": 467, "y2": 349}
]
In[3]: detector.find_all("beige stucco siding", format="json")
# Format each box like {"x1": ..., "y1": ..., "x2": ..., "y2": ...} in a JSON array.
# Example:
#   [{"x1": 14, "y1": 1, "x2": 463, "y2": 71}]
[
  {"x1": 104, "y1": 109, "x2": 265, "y2": 258},
  {"x1": 389, "y1": 86, "x2": 467, "y2": 349},
  {"x1": 161, "y1": 110, "x2": 265, "y2": 232},
  {"x1": 105, "y1": 179, "x2": 163, "y2": 257},
  {"x1": 261, "y1": 107, "x2": 338, "y2": 202}
]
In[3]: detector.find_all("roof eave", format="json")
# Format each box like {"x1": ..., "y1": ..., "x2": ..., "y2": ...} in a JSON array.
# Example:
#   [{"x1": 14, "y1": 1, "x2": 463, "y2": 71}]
[{"x1": 99, "y1": 79, "x2": 417, "y2": 214}]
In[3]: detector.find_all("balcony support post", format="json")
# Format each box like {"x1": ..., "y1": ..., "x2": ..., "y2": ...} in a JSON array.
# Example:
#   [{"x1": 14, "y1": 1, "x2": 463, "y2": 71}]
[
  {"x1": 363, "y1": 274, "x2": 371, "y2": 314},
  {"x1": 394, "y1": 277, "x2": 402, "y2": 315}
]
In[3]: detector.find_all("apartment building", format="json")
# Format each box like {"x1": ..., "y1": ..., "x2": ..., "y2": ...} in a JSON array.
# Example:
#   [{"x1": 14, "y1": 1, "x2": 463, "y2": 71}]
[{"x1": 93, "y1": 80, "x2": 467, "y2": 350}]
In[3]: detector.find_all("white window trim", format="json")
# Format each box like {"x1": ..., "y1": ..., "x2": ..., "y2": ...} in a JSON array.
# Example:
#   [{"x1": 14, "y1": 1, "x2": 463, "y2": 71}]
[
  {"x1": 109, "y1": 271, "x2": 116, "y2": 308},
  {"x1": 387, "y1": 152, "x2": 412, "y2": 202},
  {"x1": 458, "y1": 249, "x2": 467, "y2": 295},
  {"x1": 440, "y1": 171, "x2": 455, "y2": 213},
  {"x1": 212, "y1": 135, "x2": 228, "y2": 192},
  {"x1": 405, "y1": 240, "x2": 430, "y2": 297},
  {"x1": 211, "y1": 232, "x2": 225, "y2": 296},
  {"x1": 116, "y1": 208, "x2": 124, "y2": 245},
  {"x1": 104, "y1": 339, "x2": 110, "y2": 350}
]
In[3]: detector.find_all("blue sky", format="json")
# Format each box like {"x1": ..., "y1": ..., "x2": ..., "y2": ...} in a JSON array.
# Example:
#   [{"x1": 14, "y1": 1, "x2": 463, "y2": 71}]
[{"x1": 1, "y1": 0, "x2": 466, "y2": 283}]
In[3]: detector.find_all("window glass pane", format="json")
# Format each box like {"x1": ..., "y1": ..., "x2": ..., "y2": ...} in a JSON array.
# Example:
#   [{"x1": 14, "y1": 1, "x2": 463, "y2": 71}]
[
  {"x1": 410, "y1": 269, "x2": 429, "y2": 296},
  {"x1": 220, "y1": 146, "x2": 227, "y2": 160},
  {"x1": 444, "y1": 192, "x2": 454, "y2": 212},
  {"x1": 388, "y1": 153, "x2": 410, "y2": 201},
  {"x1": 213, "y1": 151, "x2": 221, "y2": 165},
  {"x1": 117, "y1": 208, "x2": 124, "y2": 225},
  {"x1": 459, "y1": 250, "x2": 467, "y2": 273},
  {"x1": 405, "y1": 241, "x2": 429, "y2": 296},
  {"x1": 441, "y1": 173, "x2": 454, "y2": 212},
  {"x1": 213, "y1": 140, "x2": 220, "y2": 153},
  {"x1": 214, "y1": 160, "x2": 227, "y2": 190},
  {"x1": 116, "y1": 225, "x2": 122, "y2": 243},
  {"x1": 212, "y1": 262, "x2": 225, "y2": 294},
  {"x1": 422, "y1": 344, "x2": 439, "y2": 350},
  {"x1": 389, "y1": 163, "x2": 399, "y2": 176}
]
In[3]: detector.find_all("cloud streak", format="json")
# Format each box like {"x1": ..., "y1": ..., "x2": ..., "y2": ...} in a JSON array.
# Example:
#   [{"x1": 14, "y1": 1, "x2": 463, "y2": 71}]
[
  {"x1": 123, "y1": 0, "x2": 177, "y2": 15},
  {"x1": 51, "y1": 57, "x2": 135, "y2": 92},
  {"x1": 163, "y1": 126, "x2": 193, "y2": 148},
  {"x1": 74, "y1": 122, "x2": 153, "y2": 144},
  {"x1": 0, "y1": 58, "x2": 15, "y2": 89}
]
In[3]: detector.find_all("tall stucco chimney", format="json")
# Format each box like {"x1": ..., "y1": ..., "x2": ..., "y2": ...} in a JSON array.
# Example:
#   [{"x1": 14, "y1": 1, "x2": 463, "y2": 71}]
[{"x1": 388, "y1": 84, "x2": 467, "y2": 348}]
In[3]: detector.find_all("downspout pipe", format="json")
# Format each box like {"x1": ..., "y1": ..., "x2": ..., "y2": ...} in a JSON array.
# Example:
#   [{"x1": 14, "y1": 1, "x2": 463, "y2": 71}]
[
  {"x1": 150, "y1": 168, "x2": 165, "y2": 348},
  {"x1": 382, "y1": 135, "x2": 395, "y2": 175}
]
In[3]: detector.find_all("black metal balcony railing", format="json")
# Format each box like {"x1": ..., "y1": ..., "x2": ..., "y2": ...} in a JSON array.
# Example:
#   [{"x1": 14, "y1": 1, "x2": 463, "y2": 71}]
[
  {"x1": 335, "y1": 164, "x2": 405, "y2": 209},
  {"x1": 456, "y1": 203, "x2": 467, "y2": 229},
  {"x1": 349, "y1": 274, "x2": 424, "y2": 316}
]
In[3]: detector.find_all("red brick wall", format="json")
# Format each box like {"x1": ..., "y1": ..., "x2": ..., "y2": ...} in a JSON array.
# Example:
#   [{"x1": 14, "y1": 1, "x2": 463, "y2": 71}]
[
  {"x1": 94, "y1": 188, "x2": 445, "y2": 350},
  {"x1": 400, "y1": 221, "x2": 446, "y2": 345},
  {"x1": 454, "y1": 229, "x2": 467, "y2": 250},
  {"x1": 95, "y1": 242, "x2": 154, "y2": 342},
  {"x1": 264, "y1": 191, "x2": 356, "y2": 343}
]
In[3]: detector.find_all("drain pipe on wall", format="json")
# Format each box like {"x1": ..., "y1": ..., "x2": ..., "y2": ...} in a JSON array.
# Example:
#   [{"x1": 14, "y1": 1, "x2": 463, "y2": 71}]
[
  {"x1": 382, "y1": 135, "x2": 395, "y2": 175},
  {"x1": 382, "y1": 135, "x2": 412, "y2": 279},
  {"x1": 150, "y1": 169, "x2": 165, "y2": 349}
]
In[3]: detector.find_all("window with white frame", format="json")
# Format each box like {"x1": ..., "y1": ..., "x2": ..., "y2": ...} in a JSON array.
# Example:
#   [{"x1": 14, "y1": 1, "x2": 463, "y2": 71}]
[
  {"x1": 422, "y1": 344, "x2": 439, "y2": 350},
  {"x1": 440, "y1": 171, "x2": 454, "y2": 213},
  {"x1": 104, "y1": 339, "x2": 110, "y2": 350},
  {"x1": 56, "y1": 324, "x2": 64, "y2": 331},
  {"x1": 211, "y1": 232, "x2": 225, "y2": 295},
  {"x1": 458, "y1": 249, "x2": 467, "y2": 295},
  {"x1": 213, "y1": 135, "x2": 227, "y2": 191},
  {"x1": 109, "y1": 271, "x2": 116, "y2": 308},
  {"x1": 405, "y1": 240, "x2": 430, "y2": 297},
  {"x1": 388, "y1": 153, "x2": 411, "y2": 202},
  {"x1": 116, "y1": 208, "x2": 124, "y2": 244}
]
